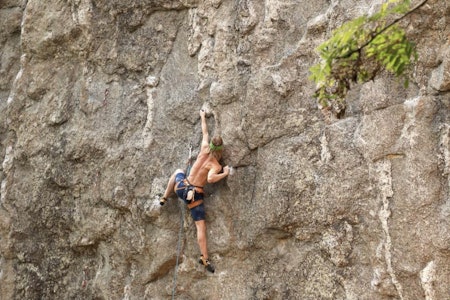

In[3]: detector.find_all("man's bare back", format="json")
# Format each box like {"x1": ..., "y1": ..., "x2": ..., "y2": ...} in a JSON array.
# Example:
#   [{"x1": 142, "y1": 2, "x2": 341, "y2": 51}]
[{"x1": 187, "y1": 151, "x2": 222, "y2": 187}]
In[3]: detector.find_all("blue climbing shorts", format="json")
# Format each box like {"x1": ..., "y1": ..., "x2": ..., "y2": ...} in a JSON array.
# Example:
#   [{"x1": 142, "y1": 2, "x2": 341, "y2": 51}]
[
  {"x1": 189, "y1": 203, "x2": 205, "y2": 221},
  {"x1": 174, "y1": 172, "x2": 187, "y2": 199},
  {"x1": 174, "y1": 172, "x2": 206, "y2": 221}
]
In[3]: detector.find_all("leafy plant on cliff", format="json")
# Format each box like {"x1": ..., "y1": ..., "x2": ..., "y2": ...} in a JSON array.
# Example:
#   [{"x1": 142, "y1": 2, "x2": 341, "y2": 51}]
[{"x1": 309, "y1": 0, "x2": 429, "y2": 117}]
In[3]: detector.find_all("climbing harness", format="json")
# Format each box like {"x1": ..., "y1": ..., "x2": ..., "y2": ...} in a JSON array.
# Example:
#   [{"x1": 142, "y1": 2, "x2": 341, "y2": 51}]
[
  {"x1": 175, "y1": 178, "x2": 204, "y2": 210},
  {"x1": 171, "y1": 144, "x2": 193, "y2": 300},
  {"x1": 173, "y1": 146, "x2": 205, "y2": 210}
]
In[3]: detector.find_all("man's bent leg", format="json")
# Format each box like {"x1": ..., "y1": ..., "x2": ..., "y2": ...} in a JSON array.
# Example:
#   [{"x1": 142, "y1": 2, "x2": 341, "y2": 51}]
[{"x1": 163, "y1": 169, "x2": 184, "y2": 199}]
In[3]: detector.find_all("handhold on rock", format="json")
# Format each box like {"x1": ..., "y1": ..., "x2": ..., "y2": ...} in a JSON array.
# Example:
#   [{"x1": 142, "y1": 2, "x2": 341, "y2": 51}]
[{"x1": 201, "y1": 102, "x2": 213, "y2": 117}]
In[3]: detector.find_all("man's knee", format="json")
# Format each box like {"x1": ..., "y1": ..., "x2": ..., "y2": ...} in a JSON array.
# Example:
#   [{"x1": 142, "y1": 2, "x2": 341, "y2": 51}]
[
  {"x1": 175, "y1": 169, "x2": 185, "y2": 175},
  {"x1": 196, "y1": 221, "x2": 206, "y2": 241},
  {"x1": 195, "y1": 220, "x2": 206, "y2": 232}
]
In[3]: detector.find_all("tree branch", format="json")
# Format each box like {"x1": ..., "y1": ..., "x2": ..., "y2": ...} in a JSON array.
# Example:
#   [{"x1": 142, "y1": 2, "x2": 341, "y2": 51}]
[{"x1": 337, "y1": 0, "x2": 429, "y2": 60}]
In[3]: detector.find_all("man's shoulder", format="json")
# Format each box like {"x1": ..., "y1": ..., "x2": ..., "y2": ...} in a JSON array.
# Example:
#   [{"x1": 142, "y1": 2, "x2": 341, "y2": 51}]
[{"x1": 207, "y1": 157, "x2": 221, "y2": 170}]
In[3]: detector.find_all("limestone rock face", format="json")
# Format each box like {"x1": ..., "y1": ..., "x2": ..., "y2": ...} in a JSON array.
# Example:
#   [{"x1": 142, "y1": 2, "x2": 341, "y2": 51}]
[{"x1": 0, "y1": 0, "x2": 449, "y2": 299}]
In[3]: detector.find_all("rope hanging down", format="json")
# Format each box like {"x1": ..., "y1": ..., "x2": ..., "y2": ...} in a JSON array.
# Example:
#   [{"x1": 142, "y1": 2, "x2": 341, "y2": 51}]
[
  {"x1": 171, "y1": 144, "x2": 193, "y2": 300},
  {"x1": 171, "y1": 198, "x2": 185, "y2": 300}
]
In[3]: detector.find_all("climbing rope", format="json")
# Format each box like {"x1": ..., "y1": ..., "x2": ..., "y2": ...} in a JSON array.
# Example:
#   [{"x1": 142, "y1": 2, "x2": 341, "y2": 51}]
[
  {"x1": 171, "y1": 198, "x2": 185, "y2": 300},
  {"x1": 171, "y1": 144, "x2": 193, "y2": 300}
]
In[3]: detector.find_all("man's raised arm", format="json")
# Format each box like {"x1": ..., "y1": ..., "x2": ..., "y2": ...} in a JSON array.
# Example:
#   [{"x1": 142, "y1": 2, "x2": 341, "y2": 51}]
[{"x1": 200, "y1": 109, "x2": 209, "y2": 149}]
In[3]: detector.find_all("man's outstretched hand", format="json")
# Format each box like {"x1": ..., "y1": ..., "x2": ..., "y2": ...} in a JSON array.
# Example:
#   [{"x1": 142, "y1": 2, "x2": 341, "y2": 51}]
[
  {"x1": 200, "y1": 109, "x2": 206, "y2": 118},
  {"x1": 223, "y1": 166, "x2": 230, "y2": 176}
]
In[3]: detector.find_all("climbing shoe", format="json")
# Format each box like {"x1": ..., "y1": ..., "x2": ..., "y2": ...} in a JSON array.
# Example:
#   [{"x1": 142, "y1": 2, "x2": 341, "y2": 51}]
[
  {"x1": 199, "y1": 255, "x2": 215, "y2": 273},
  {"x1": 160, "y1": 197, "x2": 167, "y2": 206}
]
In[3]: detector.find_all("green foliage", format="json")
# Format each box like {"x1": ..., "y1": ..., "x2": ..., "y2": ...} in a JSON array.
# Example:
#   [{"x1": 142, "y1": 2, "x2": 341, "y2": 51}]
[{"x1": 309, "y1": 0, "x2": 419, "y2": 115}]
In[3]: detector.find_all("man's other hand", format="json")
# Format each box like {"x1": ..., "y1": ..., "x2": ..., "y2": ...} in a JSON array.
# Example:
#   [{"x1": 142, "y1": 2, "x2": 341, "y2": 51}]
[{"x1": 223, "y1": 166, "x2": 230, "y2": 175}]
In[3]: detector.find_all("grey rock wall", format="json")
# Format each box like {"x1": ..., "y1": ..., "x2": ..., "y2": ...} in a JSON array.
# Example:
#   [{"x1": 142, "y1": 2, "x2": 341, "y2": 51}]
[{"x1": 0, "y1": 0, "x2": 449, "y2": 299}]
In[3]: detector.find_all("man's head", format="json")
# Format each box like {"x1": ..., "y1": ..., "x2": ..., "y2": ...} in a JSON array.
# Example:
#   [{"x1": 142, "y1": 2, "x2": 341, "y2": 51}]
[{"x1": 209, "y1": 136, "x2": 223, "y2": 160}]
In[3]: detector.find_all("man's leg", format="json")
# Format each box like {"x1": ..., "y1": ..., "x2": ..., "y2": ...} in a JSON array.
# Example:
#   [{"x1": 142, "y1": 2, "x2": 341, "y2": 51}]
[
  {"x1": 195, "y1": 220, "x2": 208, "y2": 259},
  {"x1": 195, "y1": 219, "x2": 215, "y2": 273},
  {"x1": 163, "y1": 169, "x2": 184, "y2": 199}
]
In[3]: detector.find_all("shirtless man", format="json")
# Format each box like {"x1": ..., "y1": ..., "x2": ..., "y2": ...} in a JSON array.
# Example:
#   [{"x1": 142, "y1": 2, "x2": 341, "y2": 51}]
[{"x1": 160, "y1": 109, "x2": 230, "y2": 273}]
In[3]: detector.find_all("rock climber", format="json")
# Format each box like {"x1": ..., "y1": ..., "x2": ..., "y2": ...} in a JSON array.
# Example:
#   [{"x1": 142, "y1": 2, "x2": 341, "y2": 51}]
[{"x1": 160, "y1": 108, "x2": 230, "y2": 273}]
